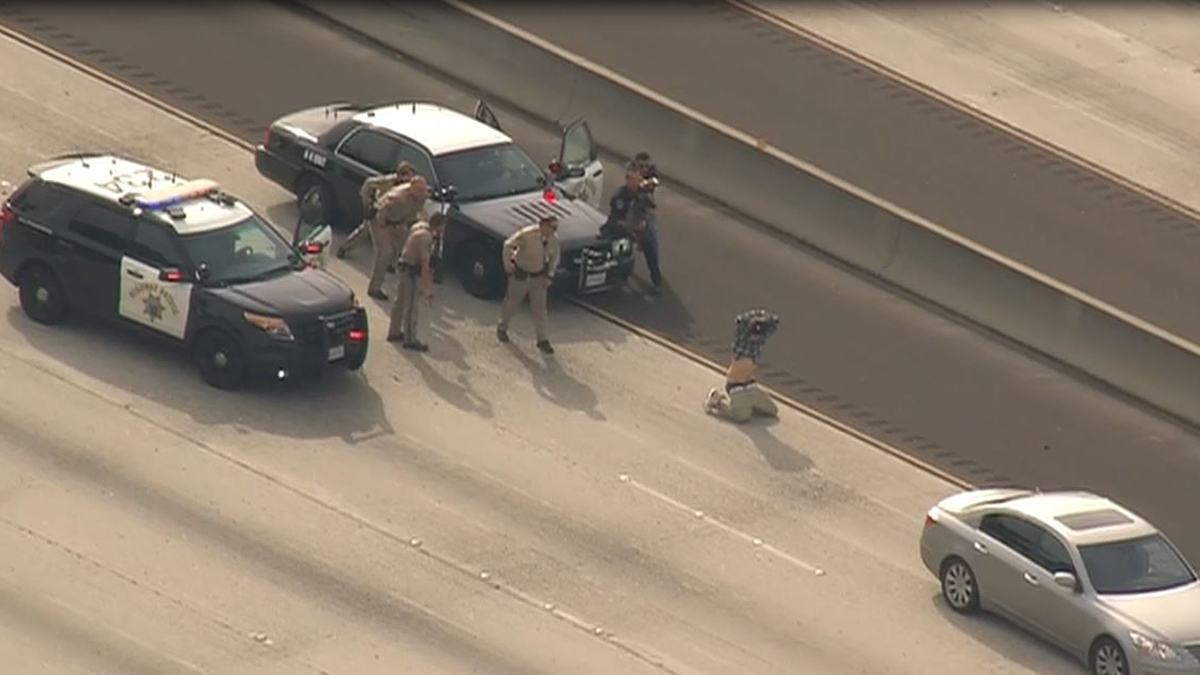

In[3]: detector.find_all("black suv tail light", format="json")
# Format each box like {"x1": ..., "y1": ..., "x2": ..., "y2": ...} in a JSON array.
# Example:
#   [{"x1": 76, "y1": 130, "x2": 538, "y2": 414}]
[{"x1": 0, "y1": 202, "x2": 14, "y2": 226}]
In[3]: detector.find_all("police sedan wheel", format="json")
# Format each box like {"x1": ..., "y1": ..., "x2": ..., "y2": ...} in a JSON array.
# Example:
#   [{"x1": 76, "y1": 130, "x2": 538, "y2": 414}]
[
  {"x1": 940, "y1": 558, "x2": 980, "y2": 613},
  {"x1": 18, "y1": 264, "x2": 69, "y2": 325},
  {"x1": 1090, "y1": 638, "x2": 1128, "y2": 675},
  {"x1": 194, "y1": 330, "x2": 245, "y2": 391}
]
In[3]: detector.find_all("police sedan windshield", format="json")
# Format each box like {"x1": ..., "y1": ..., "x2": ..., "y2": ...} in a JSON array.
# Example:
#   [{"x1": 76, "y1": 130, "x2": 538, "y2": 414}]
[
  {"x1": 434, "y1": 142, "x2": 546, "y2": 203},
  {"x1": 180, "y1": 215, "x2": 299, "y2": 284}
]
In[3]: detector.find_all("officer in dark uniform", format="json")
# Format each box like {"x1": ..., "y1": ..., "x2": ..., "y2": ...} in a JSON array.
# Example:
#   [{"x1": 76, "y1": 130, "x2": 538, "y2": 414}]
[{"x1": 602, "y1": 159, "x2": 663, "y2": 292}]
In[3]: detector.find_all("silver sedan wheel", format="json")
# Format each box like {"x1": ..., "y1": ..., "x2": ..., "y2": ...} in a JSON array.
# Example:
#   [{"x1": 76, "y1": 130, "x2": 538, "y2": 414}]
[
  {"x1": 942, "y1": 560, "x2": 975, "y2": 610},
  {"x1": 1093, "y1": 641, "x2": 1127, "y2": 675}
]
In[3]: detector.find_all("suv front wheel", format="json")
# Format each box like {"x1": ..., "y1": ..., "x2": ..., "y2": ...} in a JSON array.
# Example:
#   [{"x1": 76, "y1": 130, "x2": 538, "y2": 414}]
[
  {"x1": 193, "y1": 328, "x2": 246, "y2": 390},
  {"x1": 18, "y1": 263, "x2": 69, "y2": 325},
  {"x1": 459, "y1": 238, "x2": 506, "y2": 300}
]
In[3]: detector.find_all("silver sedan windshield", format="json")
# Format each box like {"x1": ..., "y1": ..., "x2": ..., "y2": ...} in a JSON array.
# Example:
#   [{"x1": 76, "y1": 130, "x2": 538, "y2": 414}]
[{"x1": 1079, "y1": 534, "x2": 1195, "y2": 594}]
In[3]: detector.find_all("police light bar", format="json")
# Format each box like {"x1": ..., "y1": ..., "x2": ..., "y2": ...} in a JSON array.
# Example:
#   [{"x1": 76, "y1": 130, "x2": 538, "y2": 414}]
[{"x1": 135, "y1": 178, "x2": 221, "y2": 210}]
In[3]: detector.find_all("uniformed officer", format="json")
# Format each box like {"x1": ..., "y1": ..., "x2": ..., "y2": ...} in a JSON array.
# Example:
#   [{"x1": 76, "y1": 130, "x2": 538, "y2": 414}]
[
  {"x1": 387, "y1": 212, "x2": 446, "y2": 350},
  {"x1": 603, "y1": 165, "x2": 663, "y2": 292},
  {"x1": 337, "y1": 161, "x2": 416, "y2": 259},
  {"x1": 704, "y1": 309, "x2": 781, "y2": 423},
  {"x1": 497, "y1": 215, "x2": 561, "y2": 354},
  {"x1": 367, "y1": 175, "x2": 428, "y2": 300}
]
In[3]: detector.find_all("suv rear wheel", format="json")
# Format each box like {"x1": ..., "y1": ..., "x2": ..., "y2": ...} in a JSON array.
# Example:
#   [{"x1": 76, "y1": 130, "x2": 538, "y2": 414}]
[{"x1": 18, "y1": 263, "x2": 69, "y2": 325}]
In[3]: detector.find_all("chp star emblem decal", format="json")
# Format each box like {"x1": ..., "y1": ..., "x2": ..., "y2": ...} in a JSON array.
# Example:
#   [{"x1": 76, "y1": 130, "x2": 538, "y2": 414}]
[{"x1": 142, "y1": 293, "x2": 166, "y2": 322}]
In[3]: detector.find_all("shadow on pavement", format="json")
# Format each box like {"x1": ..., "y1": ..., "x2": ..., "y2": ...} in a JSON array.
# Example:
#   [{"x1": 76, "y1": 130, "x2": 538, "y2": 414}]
[
  {"x1": 926, "y1": 593, "x2": 1079, "y2": 673},
  {"x1": 739, "y1": 418, "x2": 813, "y2": 473},
  {"x1": 395, "y1": 327, "x2": 493, "y2": 419},
  {"x1": 6, "y1": 307, "x2": 393, "y2": 444},
  {"x1": 506, "y1": 342, "x2": 605, "y2": 421}
]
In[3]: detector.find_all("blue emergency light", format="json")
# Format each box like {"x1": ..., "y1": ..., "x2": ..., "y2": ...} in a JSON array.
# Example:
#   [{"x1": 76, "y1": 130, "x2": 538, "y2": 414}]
[{"x1": 135, "y1": 178, "x2": 221, "y2": 210}]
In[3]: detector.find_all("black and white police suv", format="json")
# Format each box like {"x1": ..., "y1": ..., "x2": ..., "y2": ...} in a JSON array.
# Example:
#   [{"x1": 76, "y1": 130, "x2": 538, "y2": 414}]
[
  {"x1": 255, "y1": 99, "x2": 636, "y2": 299},
  {"x1": 0, "y1": 154, "x2": 368, "y2": 390}
]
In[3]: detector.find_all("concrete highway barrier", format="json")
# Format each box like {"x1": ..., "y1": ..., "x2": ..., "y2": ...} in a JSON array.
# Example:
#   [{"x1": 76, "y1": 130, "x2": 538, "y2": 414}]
[{"x1": 296, "y1": 0, "x2": 1200, "y2": 428}]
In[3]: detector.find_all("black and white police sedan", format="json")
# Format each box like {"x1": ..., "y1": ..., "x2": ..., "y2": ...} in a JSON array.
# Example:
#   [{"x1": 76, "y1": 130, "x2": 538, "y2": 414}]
[
  {"x1": 0, "y1": 154, "x2": 368, "y2": 390},
  {"x1": 254, "y1": 99, "x2": 636, "y2": 299}
]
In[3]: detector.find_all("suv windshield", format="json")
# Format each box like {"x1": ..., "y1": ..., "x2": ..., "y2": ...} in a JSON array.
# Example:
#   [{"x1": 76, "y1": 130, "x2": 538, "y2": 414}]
[
  {"x1": 1079, "y1": 534, "x2": 1196, "y2": 595},
  {"x1": 180, "y1": 215, "x2": 298, "y2": 284},
  {"x1": 434, "y1": 143, "x2": 545, "y2": 202}
]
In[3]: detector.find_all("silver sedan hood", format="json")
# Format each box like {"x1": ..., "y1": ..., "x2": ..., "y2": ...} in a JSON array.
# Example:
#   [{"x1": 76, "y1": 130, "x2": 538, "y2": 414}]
[{"x1": 1100, "y1": 581, "x2": 1200, "y2": 642}]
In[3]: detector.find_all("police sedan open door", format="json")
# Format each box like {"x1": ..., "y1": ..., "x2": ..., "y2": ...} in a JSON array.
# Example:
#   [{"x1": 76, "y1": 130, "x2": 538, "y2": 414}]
[
  {"x1": 554, "y1": 118, "x2": 604, "y2": 209},
  {"x1": 471, "y1": 101, "x2": 604, "y2": 210}
]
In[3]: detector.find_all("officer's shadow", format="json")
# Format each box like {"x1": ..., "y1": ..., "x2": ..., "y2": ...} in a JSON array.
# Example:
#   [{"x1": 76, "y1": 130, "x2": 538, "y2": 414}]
[
  {"x1": 506, "y1": 344, "x2": 605, "y2": 422},
  {"x1": 396, "y1": 326, "x2": 492, "y2": 419}
]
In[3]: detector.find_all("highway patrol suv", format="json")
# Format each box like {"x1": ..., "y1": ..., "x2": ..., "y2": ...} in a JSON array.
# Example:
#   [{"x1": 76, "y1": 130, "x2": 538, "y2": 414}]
[
  {"x1": 0, "y1": 154, "x2": 368, "y2": 390},
  {"x1": 254, "y1": 99, "x2": 636, "y2": 299}
]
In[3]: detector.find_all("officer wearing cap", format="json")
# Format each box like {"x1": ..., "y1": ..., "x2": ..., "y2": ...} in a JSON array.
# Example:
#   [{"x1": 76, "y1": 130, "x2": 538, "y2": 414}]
[
  {"x1": 368, "y1": 175, "x2": 428, "y2": 300},
  {"x1": 497, "y1": 215, "x2": 560, "y2": 354},
  {"x1": 704, "y1": 309, "x2": 781, "y2": 422},
  {"x1": 387, "y1": 212, "x2": 446, "y2": 351},
  {"x1": 337, "y1": 161, "x2": 416, "y2": 260}
]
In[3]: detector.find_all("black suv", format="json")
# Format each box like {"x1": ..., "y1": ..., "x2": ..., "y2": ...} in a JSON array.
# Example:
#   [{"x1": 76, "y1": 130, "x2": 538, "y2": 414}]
[
  {"x1": 255, "y1": 99, "x2": 636, "y2": 300},
  {"x1": 0, "y1": 154, "x2": 368, "y2": 390}
]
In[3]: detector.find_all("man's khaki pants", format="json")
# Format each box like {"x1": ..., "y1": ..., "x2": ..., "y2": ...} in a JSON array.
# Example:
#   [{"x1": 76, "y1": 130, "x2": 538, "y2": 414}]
[
  {"x1": 367, "y1": 222, "x2": 400, "y2": 295},
  {"x1": 388, "y1": 268, "x2": 421, "y2": 342},
  {"x1": 498, "y1": 275, "x2": 549, "y2": 342},
  {"x1": 705, "y1": 383, "x2": 778, "y2": 423}
]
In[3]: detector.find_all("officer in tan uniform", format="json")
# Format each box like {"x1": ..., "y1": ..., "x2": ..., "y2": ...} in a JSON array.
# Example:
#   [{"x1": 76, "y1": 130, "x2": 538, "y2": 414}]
[
  {"x1": 367, "y1": 175, "x2": 428, "y2": 300},
  {"x1": 497, "y1": 215, "x2": 560, "y2": 354},
  {"x1": 337, "y1": 161, "x2": 416, "y2": 259},
  {"x1": 387, "y1": 212, "x2": 446, "y2": 351}
]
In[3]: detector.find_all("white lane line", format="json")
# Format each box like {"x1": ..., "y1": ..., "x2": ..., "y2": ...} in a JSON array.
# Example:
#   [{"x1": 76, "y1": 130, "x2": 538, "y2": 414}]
[{"x1": 619, "y1": 474, "x2": 825, "y2": 577}]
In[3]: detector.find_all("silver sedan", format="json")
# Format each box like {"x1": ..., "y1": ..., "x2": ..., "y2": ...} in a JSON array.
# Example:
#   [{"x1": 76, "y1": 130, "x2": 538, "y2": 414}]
[{"x1": 920, "y1": 488, "x2": 1200, "y2": 675}]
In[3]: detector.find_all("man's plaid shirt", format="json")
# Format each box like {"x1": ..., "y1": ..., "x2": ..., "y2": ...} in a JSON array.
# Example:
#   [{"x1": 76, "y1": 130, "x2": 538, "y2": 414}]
[{"x1": 732, "y1": 309, "x2": 780, "y2": 363}]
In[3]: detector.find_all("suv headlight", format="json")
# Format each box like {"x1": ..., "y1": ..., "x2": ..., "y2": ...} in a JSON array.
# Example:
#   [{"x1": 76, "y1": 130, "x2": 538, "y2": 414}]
[
  {"x1": 244, "y1": 311, "x2": 294, "y2": 341},
  {"x1": 1130, "y1": 631, "x2": 1180, "y2": 661},
  {"x1": 611, "y1": 237, "x2": 632, "y2": 256}
]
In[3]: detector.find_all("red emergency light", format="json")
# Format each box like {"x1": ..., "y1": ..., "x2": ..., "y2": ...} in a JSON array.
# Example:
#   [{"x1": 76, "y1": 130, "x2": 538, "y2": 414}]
[
  {"x1": 347, "y1": 329, "x2": 365, "y2": 343},
  {"x1": 542, "y1": 188, "x2": 557, "y2": 204},
  {"x1": 303, "y1": 242, "x2": 322, "y2": 254}
]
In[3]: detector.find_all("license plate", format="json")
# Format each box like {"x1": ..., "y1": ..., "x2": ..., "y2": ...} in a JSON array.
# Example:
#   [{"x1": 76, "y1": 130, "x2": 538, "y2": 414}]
[
  {"x1": 328, "y1": 344, "x2": 345, "y2": 362},
  {"x1": 584, "y1": 271, "x2": 607, "y2": 288}
]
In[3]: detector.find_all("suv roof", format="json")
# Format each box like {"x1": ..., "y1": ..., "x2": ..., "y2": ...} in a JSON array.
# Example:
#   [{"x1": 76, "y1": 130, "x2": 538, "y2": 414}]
[
  {"x1": 32, "y1": 154, "x2": 254, "y2": 235},
  {"x1": 352, "y1": 102, "x2": 512, "y2": 156}
]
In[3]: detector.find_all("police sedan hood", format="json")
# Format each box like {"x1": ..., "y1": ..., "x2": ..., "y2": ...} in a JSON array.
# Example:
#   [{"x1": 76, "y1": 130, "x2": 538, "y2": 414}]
[
  {"x1": 454, "y1": 190, "x2": 608, "y2": 249},
  {"x1": 208, "y1": 267, "x2": 353, "y2": 318}
]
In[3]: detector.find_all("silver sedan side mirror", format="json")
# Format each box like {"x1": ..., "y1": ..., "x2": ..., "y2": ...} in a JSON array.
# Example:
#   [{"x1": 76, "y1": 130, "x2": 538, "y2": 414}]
[{"x1": 1053, "y1": 571, "x2": 1079, "y2": 592}]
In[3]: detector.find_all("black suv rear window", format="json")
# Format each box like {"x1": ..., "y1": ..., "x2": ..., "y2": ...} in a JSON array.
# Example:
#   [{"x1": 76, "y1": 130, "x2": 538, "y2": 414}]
[{"x1": 8, "y1": 180, "x2": 81, "y2": 223}]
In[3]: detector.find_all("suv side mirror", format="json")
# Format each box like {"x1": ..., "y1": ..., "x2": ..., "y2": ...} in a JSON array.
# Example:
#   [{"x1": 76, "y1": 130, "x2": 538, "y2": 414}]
[{"x1": 1053, "y1": 572, "x2": 1079, "y2": 592}]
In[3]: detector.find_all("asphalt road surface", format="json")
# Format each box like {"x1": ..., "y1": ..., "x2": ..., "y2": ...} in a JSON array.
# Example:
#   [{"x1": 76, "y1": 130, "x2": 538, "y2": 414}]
[
  {"x1": 0, "y1": 32, "x2": 1084, "y2": 673},
  {"x1": 481, "y1": 0, "x2": 1200, "y2": 346},
  {"x1": 1, "y1": 1, "x2": 1198, "y2": 568}
]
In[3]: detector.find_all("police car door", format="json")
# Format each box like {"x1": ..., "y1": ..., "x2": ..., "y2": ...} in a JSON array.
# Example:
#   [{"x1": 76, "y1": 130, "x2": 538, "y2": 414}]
[
  {"x1": 555, "y1": 118, "x2": 604, "y2": 209},
  {"x1": 333, "y1": 128, "x2": 403, "y2": 222},
  {"x1": 472, "y1": 100, "x2": 502, "y2": 132},
  {"x1": 119, "y1": 220, "x2": 192, "y2": 340}
]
